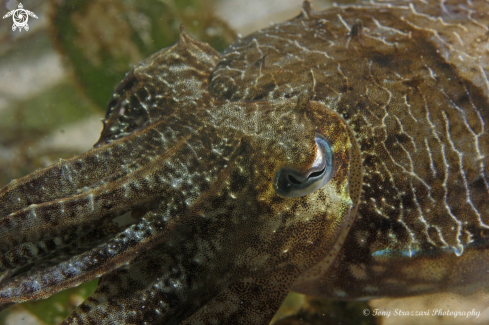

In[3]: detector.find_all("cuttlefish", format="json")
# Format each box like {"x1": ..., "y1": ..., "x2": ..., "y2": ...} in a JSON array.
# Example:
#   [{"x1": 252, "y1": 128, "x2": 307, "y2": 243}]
[{"x1": 1, "y1": 0, "x2": 489, "y2": 323}]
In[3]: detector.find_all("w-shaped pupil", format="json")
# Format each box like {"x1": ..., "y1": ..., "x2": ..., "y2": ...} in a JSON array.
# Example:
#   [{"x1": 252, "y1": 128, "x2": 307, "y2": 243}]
[{"x1": 288, "y1": 166, "x2": 326, "y2": 184}]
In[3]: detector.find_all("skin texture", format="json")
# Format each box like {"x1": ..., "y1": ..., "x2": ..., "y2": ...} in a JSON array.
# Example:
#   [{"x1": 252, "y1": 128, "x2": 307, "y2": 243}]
[{"x1": 1, "y1": 0, "x2": 489, "y2": 323}]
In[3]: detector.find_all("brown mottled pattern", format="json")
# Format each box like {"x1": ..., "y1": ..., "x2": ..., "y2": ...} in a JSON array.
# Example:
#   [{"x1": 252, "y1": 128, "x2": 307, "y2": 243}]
[
  {"x1": 0, "y1": 0, "x2": 488, "y2": 324},
  {"x1": 209, "y1": 0, "x2": 489, "y2": 300}
]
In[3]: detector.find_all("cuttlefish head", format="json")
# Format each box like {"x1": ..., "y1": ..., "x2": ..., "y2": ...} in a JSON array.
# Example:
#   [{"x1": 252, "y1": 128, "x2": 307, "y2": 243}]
[{"x1": 0, "y1": 28, "x2": 353, "y2": 323}]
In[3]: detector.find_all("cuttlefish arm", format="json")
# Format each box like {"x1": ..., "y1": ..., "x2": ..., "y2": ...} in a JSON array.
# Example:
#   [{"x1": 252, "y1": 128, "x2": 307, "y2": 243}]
[
  {"x1": 0, "y1": 30, "x2": 224, "y2": 302},
  {"x1": 0, "y1": 28, "x2": 354, "y2": 324}
]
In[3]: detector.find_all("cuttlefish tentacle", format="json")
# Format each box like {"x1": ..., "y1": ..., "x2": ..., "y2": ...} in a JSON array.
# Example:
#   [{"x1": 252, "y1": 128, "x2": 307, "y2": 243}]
[
  {"x1": 0, "y1": 115, "x2": 248, "y2": 302},
  {"x1": 0, "y1": 130, "x2": 162, "y2": 219},
  {"x1": 0, "y1": 30, "x2": 220, "y2": 299},
  {"x1": 0, "y1": 115, "x2": 203, "y2": 251},
  {"x1": 0, "y1": 231, "x2": 77, "y2": 272},
  {"x1": 0, "y1": 28, "x2": 220, "y2": 219},
  {"x1": 0, "y1": 220, "x2": 127, "y2": 275},
  {"x1": 0, "y1": 209, "x2": 168, "y2": 302},
  {"x1": 0, "y1": 122, "x2": 209, "y2": 252},
  {"x1": 0, "y1": 30, "x2": 222, "y2": 265}
]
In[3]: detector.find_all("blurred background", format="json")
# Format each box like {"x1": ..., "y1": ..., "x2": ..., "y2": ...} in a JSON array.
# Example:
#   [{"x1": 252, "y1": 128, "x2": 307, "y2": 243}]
[{"x1": 1, "y1": 0, "x2": 486, "y2": 324}]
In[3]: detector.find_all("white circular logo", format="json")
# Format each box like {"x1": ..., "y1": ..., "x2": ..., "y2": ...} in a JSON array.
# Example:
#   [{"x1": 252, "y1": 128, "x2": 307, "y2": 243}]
[{"x1": 2, "y1": 3, "x2": 38, "y2": 32}]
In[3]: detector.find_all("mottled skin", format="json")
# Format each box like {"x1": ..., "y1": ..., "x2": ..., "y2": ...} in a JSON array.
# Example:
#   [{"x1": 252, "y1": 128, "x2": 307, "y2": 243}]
[{"x1": 1, "y1": 0, "x2": 489, "y2": 324}]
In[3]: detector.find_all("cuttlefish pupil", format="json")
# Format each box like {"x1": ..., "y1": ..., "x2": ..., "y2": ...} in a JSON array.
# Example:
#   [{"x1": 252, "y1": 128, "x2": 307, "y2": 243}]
[{"x1": 274, "y1": 133, "x2": 334, "y2": 198}]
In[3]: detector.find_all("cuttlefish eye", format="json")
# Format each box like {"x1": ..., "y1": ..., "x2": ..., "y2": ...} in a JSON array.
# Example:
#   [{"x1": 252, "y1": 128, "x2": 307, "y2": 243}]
[{"x1": 274, "y1": 133, "x2": 334, "y2": 198}]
